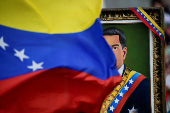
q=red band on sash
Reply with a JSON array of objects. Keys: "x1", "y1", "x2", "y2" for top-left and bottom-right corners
[{"x1": 114, "y1": 75, "x2": 146, "y2": 113}]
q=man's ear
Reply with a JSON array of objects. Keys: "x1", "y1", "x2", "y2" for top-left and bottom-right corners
[{"x1": 122, "y1": 47, "x2": 127, "y2": 60}]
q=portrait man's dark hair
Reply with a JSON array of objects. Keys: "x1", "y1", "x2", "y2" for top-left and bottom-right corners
[{"x1": 103, "y1": 27, "x2": 127, "y2": 49}]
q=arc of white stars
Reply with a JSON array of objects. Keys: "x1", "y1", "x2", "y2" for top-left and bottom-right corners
[
  {"x1": 14, "y1": 49, "x2": 29, "y2": 62},
  {"x1": 119, "y1": 92, "x2": 124, "y2": 97},
  {"x1": 124, "y1": 85, "x2": 129, "y2": 90},
  {"x1": 114, "y1": 98, "x2": 119, "y2": 103},
  {"x1": 27, "y1": 60, "x2": 44, "y2": 71},
  {"x1": 0, "y1": 36, "x2": 9, "y2": 50},
  {"x1": 129, "y1": 79, "x2": 134, "y2": 84},
  {"x1": 110, "y1": 105, "x2": 115, "y2": 112}
]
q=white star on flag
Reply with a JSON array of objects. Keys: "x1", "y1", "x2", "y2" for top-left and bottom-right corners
[
  {"x1": 140, "y1": 13, "x2": 142, "y2": 15},
  {"x1": 150, "y1": 23, "x2": 152, "y2": 25},
  {"x1": 129, "y1": 79, "x2": 134, "y2": 84},
  {"x1": 146, "y1": 18, "x2": 149, "y2": 21},
  {"x1": 119, "y1": 92, "x2": 124, "y2": 97},
  {"x1": 124, "y1": 85, "x2": 129, "y2": 90},
  {"x1": 0, "y1": 36, "x2": 9, "y2": 50},
  {"x1": 156, "y1": 30, "x2": 158, "y2": 32},
  {"x1": 114, "y1": 98, "x2": 119, "y2": 103},
  {"x1": 110, "y1": 105, "x2": 115, "y2": 112},
  {"x1": 144, "y1": 16, "x2": 146, "y2": 18},
  {"x1": 27, "y1": 60, "x2": 44, "y2": 71},
  {"x1": 137, "y1": 9, "x2": 139, "y2": 12},
  {"x1": 153, "y1": 26, "x2": 156, "y2": 29},
  {"x1": 14, "y1": 49, "x2": 29, "y2": 62},
  {"x1": 159, "y1": 32, "x2": 162, "y2": 36}
]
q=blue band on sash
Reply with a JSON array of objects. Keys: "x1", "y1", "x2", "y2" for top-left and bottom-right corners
[{"x1": 107, "y1": 72, "x2": 141, "y2": 113}]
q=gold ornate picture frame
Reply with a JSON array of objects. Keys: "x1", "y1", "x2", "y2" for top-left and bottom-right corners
[{"x1": 100, "y1": 7, "x2": 166, "y2": 113}]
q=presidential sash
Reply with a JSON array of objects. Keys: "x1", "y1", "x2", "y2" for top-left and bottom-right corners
[{"x1": 100, "y1": 67, "x2": 146, "y2": 113}]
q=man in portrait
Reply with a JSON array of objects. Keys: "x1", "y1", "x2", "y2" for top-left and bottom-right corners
[{"x1": 100, "y1": 27, "x2": 151, "y2": 113}]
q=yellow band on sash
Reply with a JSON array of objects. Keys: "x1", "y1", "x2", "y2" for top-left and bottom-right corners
[
  {"x1": 108, "y1": 71, "x2": 137, "y2": 102},
  {"x1": 100, "y1": 69, "x2": 138, "y2": 112},
  {"x1": 0, "y1": 0, "x2": 102, "y2": 34},
  {"x1": 125, "y1": 71, "x2": 136, "y2": 84}
]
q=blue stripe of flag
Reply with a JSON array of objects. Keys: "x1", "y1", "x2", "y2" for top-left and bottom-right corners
[{"x1": 0, "y1": 18, "x2": 119, "y2": 80}]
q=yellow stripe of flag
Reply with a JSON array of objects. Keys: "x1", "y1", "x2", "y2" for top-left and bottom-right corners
[{"x1": 0, "y1": 0, "x2": 102, "y2": 34}]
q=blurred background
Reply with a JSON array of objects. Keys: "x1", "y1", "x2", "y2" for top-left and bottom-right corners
[{"x1": 102, "y1": 0, "x2": 170, "y2": 113}]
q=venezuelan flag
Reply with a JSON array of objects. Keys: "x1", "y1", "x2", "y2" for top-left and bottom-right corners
[{"x1": 0, "y1": 0, "x2": 121, "y2": 112}]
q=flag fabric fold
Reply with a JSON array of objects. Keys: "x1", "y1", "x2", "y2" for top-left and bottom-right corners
[{"x1": 0, "y1": 0, "x2": 121, "y2": 112}]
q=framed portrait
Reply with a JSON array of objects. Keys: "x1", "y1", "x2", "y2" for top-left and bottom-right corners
[{"x1": 100, "y1": 7, "x2": 165, "y2": 113}]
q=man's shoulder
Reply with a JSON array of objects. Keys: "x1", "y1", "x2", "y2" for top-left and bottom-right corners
[
  {"x1": 100, "y1": 66, "x2": 150, "y2": 113},
  {"x1": 120, "y1": 66, "x2": 150, "y2": 113},
  {"x1": 123, "y1": 65, "x2": 149, "y2": 82},
  {"x1": 124, "y1": 66, "x2": 150, "y2": 88},
  {"x1": 123, "y1": 66, "x2": 150, "y2": 97}
]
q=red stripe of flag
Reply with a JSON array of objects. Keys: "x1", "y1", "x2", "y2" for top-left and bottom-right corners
[{"x1": 0, "y1": 68, "x2": 122, "y2": 113}]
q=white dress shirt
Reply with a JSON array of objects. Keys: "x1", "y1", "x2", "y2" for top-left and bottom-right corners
[{"x1": 118, "y1": 64, "x2": 124, "y2": 76}]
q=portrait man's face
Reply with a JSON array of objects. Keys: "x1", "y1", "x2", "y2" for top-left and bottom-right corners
[{"x1": 103, "y1": 35, "x2": 127, "y2": 70}]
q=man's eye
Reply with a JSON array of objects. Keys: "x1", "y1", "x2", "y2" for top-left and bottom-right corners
[{"x1": 113, "y1": 47, "x2": 118, "y2": 49}]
